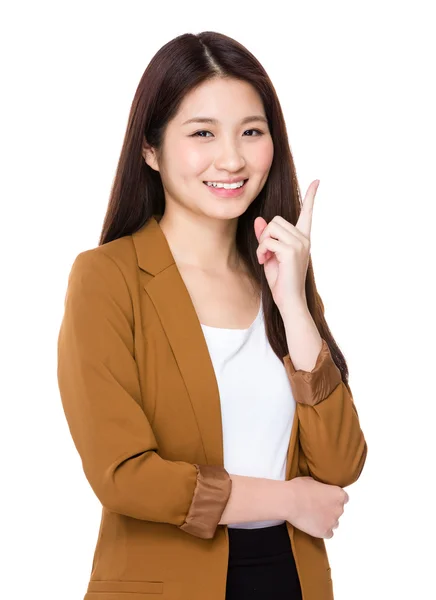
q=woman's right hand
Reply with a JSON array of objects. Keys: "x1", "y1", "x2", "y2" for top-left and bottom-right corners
[{"x1": 284, "y1": 476, "x2": 349, "y2": 539}]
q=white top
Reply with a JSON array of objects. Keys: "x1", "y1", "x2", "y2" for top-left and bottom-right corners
[{"x1": 200, "y1": 297, "x2": 296, "y2": 529}]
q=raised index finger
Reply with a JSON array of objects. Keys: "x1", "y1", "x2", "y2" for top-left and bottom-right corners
[{"x1": 296, "y1": 179, "x2": 320, "y2": 239}]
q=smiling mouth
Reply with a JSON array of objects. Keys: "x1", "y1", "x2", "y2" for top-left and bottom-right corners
[{"x1": 203, "y1": 179, "x2": 249, "y2": 188}]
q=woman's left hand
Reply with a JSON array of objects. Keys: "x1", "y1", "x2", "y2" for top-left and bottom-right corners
[{"x1": 254, "y1": 179, "x2": 320, "y2": 314}]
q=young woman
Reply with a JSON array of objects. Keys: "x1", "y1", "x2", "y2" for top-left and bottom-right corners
[{"x1": 57, "y1": 31, "x2": 367, "y2": 600}]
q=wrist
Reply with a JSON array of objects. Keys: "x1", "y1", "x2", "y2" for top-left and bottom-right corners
[
  {"x1": 280, "y1": 479, "x2": 298, "y2": 523},
  {"x1": 279, "y1": 299, "x2": 310, "y2": 324}
]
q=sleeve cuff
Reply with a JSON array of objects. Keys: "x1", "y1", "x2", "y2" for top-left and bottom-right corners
[
  {"x1": 283, "y1": 338, "x2": 342, "y2": 406},
  {"x1": 178, "y1": 464, "x2": 232, "y2": 539}
]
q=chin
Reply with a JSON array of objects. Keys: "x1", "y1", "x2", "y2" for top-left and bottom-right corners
[{"x1": 203, "y1": 203, "x2": 252, "y2": 221}]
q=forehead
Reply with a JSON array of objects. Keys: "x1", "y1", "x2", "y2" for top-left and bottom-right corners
[{"x1": 174, "y1": 78, "x2": 265, "y2": 124}]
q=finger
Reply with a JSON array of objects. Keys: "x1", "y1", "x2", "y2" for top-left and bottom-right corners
[
  {"x1": 254, "y1": 216, "x2": 268, "y2": 242},
  {"x1": 258, "y1": 248, "x2": 274, "y2": 264},
  {"x1": 296, "y1": 179, "x2": 319, "y2": 239},
  {"x1": 344, "y1": 491, "x2": 349, "y2": 504},
  {"x1": 254, "y1": 218, "x2": 272, "y2": 263},
  {"x1": 257, "y1": 237, "x2": 282, "y2": 264},
  {"x1": 258, "y1": 220, "x2": 297, "y2": 246},
  {"x1": 270, "y1": 215, "x2": 308, "y2": 245}
]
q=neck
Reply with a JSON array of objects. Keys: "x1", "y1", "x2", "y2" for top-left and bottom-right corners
[{"x1": 157, "y1": 210, "x2": 243, "y2": 274}]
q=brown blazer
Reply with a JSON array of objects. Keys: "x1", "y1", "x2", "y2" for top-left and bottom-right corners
[{"x1": 57, "y1": 214, "x2": 367, "y2": 600}]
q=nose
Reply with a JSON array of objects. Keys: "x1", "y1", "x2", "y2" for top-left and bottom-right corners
[{"x1": 213, "y1": 136, "x2": 246, "y2": 172}]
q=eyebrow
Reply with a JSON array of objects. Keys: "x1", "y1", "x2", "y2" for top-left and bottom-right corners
[{"x1": 181, "y1": 115, "x2": 268, "y2": 126}]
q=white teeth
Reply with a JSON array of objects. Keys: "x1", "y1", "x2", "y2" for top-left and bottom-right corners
[{"x1": 205, "y1": 180, "x2": 246, "y2": 189}]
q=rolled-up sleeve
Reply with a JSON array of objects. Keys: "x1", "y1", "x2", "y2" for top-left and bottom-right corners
[{"x1": 283, "y1": 339, "x2": 368, "y2": 487}]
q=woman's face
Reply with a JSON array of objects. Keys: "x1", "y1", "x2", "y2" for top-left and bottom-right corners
[{"x1": 143, "y1": 77, "x2": 274, "y2": 222}]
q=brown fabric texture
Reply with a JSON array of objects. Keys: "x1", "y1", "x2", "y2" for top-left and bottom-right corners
[
  {"x1": 179, "y1": 465, "x2": 233, "y2": 539},
  {"x1": 283, "y1": 338, "x2": 342, "y2": 406},
  {"x1": 283, "y1": 339, "x2": 367, "y2": 487},
  {"x1": 57, "y1": 249, "x2": 230, "y2": 540}
]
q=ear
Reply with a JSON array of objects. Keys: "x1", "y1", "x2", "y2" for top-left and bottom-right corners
[{"x1": 142, "y1": 136, "x2": 160, "y2": 172}]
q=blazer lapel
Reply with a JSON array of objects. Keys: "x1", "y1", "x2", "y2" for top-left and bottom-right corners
[
  {"x1": 132, "y1": 215, "x2": 299, "y2": 480},
  {"x1": 132, "y1": 215, "x2": 225, "y2": 467}
]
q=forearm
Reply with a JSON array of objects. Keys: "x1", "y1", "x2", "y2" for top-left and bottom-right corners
[
  {"x1": 296, "y1": 383, "x2": 368, "y2": 487},
  {"x1": 281, "y1": 298, "x2": 323, "y2": 373},
  {"x1": 218, "y1": 474, "x2": 289, "y2": 525}
]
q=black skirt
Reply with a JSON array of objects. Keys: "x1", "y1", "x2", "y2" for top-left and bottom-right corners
[{"x1": 225, "y1": 522, "x2": 303, "y2": 600}]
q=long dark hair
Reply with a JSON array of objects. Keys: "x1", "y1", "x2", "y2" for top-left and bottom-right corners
[{"x1": 98, "y1": 30, "x2": 351, "y2": 392}]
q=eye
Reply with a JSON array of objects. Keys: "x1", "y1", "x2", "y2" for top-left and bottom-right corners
[
  {"x1": 244, "y1": 129, "x2": 264, "y2": 137},
  {"x1": 191, "y1": 130, "x2": 213, "y2": 138},
  {"x1": 190, "y1": 129, "x2": 265, "y2": 138}
]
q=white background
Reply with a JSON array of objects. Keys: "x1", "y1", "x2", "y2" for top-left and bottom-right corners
[{"x1": 1, "y1": 1, "x2": 435, "y2": 598}]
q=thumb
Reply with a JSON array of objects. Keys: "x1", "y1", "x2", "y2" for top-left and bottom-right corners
[{"x1": 254, "y1": 216, "x2": 268, "y2": 242}]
